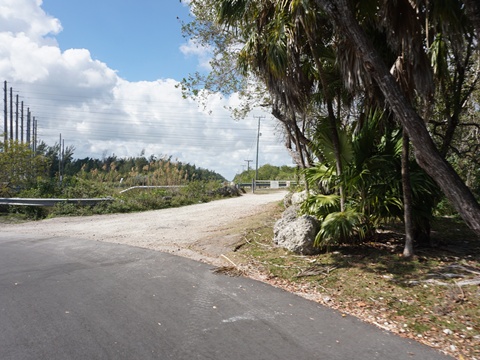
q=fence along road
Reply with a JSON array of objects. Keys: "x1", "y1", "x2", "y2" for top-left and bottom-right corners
[{"x1": 0, "y1": 197, "x2": 113, "y2": 207}]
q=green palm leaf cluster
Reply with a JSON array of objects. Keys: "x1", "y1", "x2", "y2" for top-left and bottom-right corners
[
  {"x1": 317, "y1": 209, "x2": 366, "y2": 248},
  {"x1": 302, "y1": 111, "x2": 439, "y2": 249}
]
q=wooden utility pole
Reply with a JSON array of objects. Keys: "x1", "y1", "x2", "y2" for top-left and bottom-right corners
[
  {"x1": 20, "y1": 101, "x2": 24, "y2": 143},
  {"x1": 26, "y1": 108, "x2": 30, "y2": 144},
  {"x1": 3, "y1": 81, "x2": 7, "y2": 144},
  {"x1": 245, "y1": 159, "x2": 252, "y2": 172},
  {"x1": 9, "y1": 87, "x2": 13, "y2": 140},
  {"x1": 59, "y1": 133, "x2": 62, "y2": 183},
  {"x1": 254, "y1": 116, "x2": 264, "y2": 182},
  {"x1": 32, "y1": 117, "x2": 37, "y2": 153},
  {"x1": 15, "y1": 94, "x2": 18, "y2": 141}
]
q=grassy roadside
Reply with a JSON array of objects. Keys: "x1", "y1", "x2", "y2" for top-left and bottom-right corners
[
  {"x1": 0, "y1": 182, "x2": 230, "y2": 221},
  {"x1": 227, "y1": 201, "x2": 480, "y2": 360}
]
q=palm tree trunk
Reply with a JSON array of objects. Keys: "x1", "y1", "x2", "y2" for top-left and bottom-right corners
[
  {"x1": 303, "y1": 28, "x2": 345, "y2": 211},
  {"x1": 316, "y1": 0, "x2": 480, "y2": 235},
  {"x1": 327, "y1": 100, "x2": 345, "y2": 212},
  {"x1": 402, "y1": 130, "x2": 414, "y2": 258}
]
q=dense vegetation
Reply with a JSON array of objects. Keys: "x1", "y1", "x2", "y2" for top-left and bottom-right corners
[
  {"x1": 0, "y1": 140, "x2": 228, "y2": 219},
  {"x1": 182, "y1": 0, "x2": 480, "y2": 257}
]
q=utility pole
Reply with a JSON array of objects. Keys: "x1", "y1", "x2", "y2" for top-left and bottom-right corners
[
  {"x1": 3, "y1": 81, "x2": 7, "y2": 144},
  {"x1": 33, "y1": 117, "x2": 37, "y2": 153},
  {"x1": 254, "y1": 116, "x2": 264, "y2": 184},
  {"x1": 59, "y1": 133, "x2": 62, "y2": 183},
  {"x1": 62, "y1": 138, "x2": 65, "y2": 181},
  {"x1": 26, "y1": 108, "x2": 30, "y2": 145},
  {"x1": 15, "y1": 94, "x2": 18, "y2": 141},
  {"x1": 20, "y1": 101, "x2": 23, "y2": 143},
  {"x1": 9, "y1": 87, "x2": 13, "y2": 140},
  {"x1": 244, "y1": 159, "x2": 252, "y2": 172}
]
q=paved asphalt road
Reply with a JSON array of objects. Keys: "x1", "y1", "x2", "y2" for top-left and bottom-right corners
[{"x1": 0, "y1": 232, "x2": 451, "y2": 360}]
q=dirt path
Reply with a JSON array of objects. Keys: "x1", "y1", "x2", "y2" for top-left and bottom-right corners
[{"x1": 5, "y1": 192, "x2": 287, "y2": 265}]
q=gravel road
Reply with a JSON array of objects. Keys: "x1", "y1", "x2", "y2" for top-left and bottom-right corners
[{"x1": 5, "y1": 192, "x2": 287, "y2": 265}]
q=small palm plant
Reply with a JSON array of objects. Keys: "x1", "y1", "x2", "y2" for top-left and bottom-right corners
[
  {"x1": 302, "y1": 109, "x2": 438, "y2": 249},
  {"x1": 316, "y1": 209, "x2": 367, "y2": 249}
]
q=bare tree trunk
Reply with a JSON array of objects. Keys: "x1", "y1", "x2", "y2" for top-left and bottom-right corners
[
  {"x1": 402, "y1": 130, "x2": 414, "y2": 258},
  {"x1": 316, "y1": 0, "x2": 480, "y2": 235}
]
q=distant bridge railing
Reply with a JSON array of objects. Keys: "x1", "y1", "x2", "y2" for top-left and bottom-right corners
[
  {"x1": 0, "y1": 197, "x2": 114, "y2": 207},
  {"x1": 237, "y1": 180, "x2": 297, "y2": 192}
]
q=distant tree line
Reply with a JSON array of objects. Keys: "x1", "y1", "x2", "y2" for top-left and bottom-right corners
[
  {"x1": 66, "y1": 153, "x2": 225, "y2": 186},
  {"x1": 233, "y1": 164, "x2": 298, "y2": 184},
  {"x1": 0, "y1": 140, "x2": 225, "y2": 197}
]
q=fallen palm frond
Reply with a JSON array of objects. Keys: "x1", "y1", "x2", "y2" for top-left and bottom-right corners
[
  {"x1": 295, "y1": 265, "x2": 337, "y2": 278},
  {"x1": 212, "y1": 254, "x2": 247, "y2": 277}
]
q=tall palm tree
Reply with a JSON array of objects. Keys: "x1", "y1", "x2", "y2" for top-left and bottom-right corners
[
  {"x1": 188, "y1": 0, "x2": 480, "y2": 238},
  {"x1": 228, "y1": 0, "x2": 316, "y2": 169},
  {"x1": 217, "y1": 0, "x2": 349, "y2": 208},
  {"x1": 312, "y1": 0, "x2": 480, "y2": 236}
]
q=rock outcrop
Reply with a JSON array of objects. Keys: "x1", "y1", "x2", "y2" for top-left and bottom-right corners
[{"x1": 273, "y1": 198, "x2": 320, "y2": 255}]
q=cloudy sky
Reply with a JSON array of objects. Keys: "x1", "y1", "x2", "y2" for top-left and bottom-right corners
[{"x1": 0, "y1": 0, "x2": 293, "y2": 180}]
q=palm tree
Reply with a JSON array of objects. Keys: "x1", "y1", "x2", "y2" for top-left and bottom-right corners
[
  {"x1": 186, "y1": 0, "x2": 480, "y2": 238},
  {"x1": 217, "y1": 0, "x2": 349, "y2": 207},
  {"x1": 312, "y1": 0, "x2": 480, "y2": 236}
]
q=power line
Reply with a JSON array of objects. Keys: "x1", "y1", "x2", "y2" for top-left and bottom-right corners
[{"x1": 3, "y1": 80, "x2": 290, "y2": 165}]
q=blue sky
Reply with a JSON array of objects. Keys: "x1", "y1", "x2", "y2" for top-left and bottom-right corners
[
  {"x1": 0, "y1": 0, "x2": 292, "y2": 180},
  {"x1": 41, "y1": 0, "x2": 196, "y2": 81}
]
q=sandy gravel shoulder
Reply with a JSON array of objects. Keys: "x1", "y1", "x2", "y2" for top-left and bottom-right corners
[{"x1": 5, "y1": 192, "x2": 287, "y2": 265}]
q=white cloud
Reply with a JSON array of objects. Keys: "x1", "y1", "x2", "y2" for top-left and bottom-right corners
[
  {"x1": 0, "y1": 0, "x2": 292, "y2": 180},
  {"x1": 179, "y1": 38, "x2": 213, "y2": 71},
  {"x1": 0, "y1": 0, "x2": 61, "y2": 41}
]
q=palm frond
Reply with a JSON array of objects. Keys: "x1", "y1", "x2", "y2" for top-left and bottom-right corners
[
  {"x1": 315, "y1": 209, "x2": 367, "y2": 248},
  {"x1": 303, "y1": 163, "x2": 336, "y2": 191},
  {"x1": 313, "y1": 117, "x2": 353, "y2": 167},
  {"x1": 301, "y1": 193, "x2": 340, "y2": 219}
]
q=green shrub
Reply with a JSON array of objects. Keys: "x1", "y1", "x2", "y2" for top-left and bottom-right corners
[{"x1": 315, "y1": 209, "x2": 367, "y2": 248}]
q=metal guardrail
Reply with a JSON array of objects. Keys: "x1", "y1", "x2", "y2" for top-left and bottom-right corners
[
  {"x1": 0, "y1": 197, "x2": 114, "y2": 207},
  {"x1": 119, "y1": 185, "x2": 185, "y2": 194}
]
